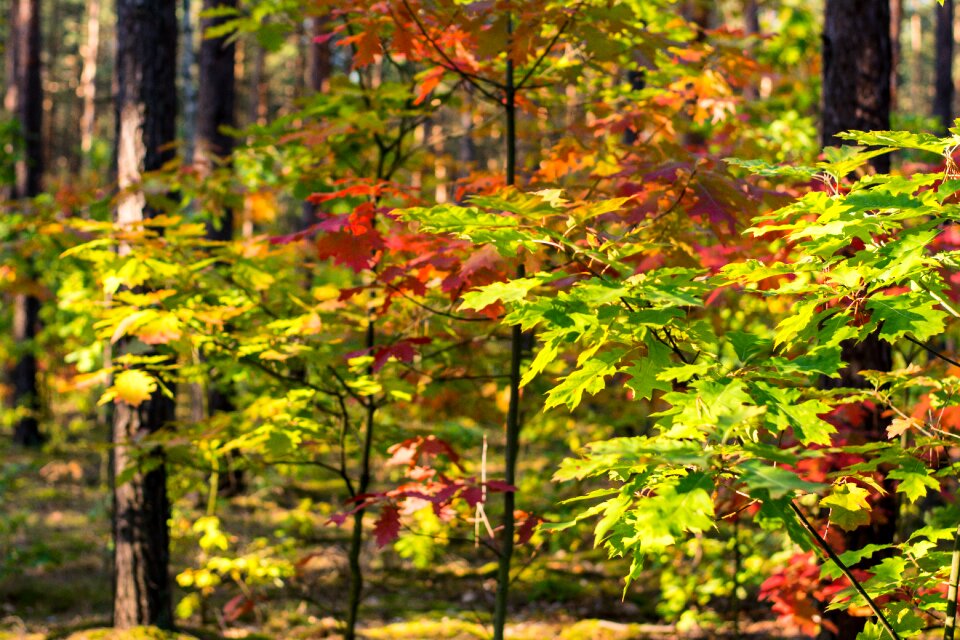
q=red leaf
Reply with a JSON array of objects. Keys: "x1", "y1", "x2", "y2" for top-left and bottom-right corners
[
  {"x1": 371, "y1": 336, "x2": 432, "y2": 372},
  {"x1": 387, "y1": 434, "x2": 460, "y2": 468},
  {"x1": 484, "y1": 480, "x2": 517, "y2": 493},
  {"x1": 514, "y1": 510, "x2": 543, "y2": 545},
  {"x1": 307, "y1": 183, "x2": 383, "y2": 204},
  {"x1": 223, "y1": 594, "x2": 255, "y2": 622},
  {"x1": 373, "y1": 504, "x2": 401, "y2": 547},
  {"x1": 269, "y1": 222, "x2": 322, "y2": 245},
  {"x1": 316, "y1": 231, "x2": 383, "y2": 272}
]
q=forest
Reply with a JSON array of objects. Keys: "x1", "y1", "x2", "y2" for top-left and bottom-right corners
[{"x1": 8, "y1": 0, "x2": 960, "y2": 638}]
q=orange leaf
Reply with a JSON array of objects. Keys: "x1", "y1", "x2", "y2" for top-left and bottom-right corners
[{"x1": 414, "y1": 67, "x2": 445, "y2": 106}]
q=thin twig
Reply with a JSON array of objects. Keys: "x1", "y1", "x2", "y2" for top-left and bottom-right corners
[
  {"x1": 515, "y1": 4, "x2": 581, "y2": 90},
  {"x1": 905, "y1": 335, "x2": 960, "y2": 369},
  {"x1": 398, "y1": 0, "x2": 502, "y2": 101},
  {"x1": 788, "y1": 501, "x2": 900, "y2": 640}
]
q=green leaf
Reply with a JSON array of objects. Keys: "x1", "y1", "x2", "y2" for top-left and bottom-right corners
[
  {"x1": 820, "y1": 483, "x2": 872, "y2": 531},
  {"x1": 460, "y1": 273, "x2": 557, "y2": 311},
  {"x1": 728, "y1": 331, "x2": 770, "y2": 364},
  {"x1": 889, "y1": 459, "x2": 939, "y2": 504},
  {"x1": 866, "y1": 293, "x2": 947, "y2": 342},
  {"x1": 545, "y1": 349, "x2": 625, "y2": 410},
  {"x1": 739, "y1": 459, "x2": 824, "y2": 499}
]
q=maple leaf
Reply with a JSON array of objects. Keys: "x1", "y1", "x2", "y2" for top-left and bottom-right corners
[
  {"x1": 886, "y1": 416, "x2": 919, "y2": 439},
  {"x1": 371, "y1": 337, "x2": 431, "y2": 372},
  {"x1": 109, "y1": 369, "x2": 157, "y2": 407},
  {"x1": 373, "y1": 504, "x2": 401, "y2": 547},
  {"x1": 315, "y1": 229, "x2": 384, "y2": 272},
  {"x1": 338, "y1": 28, "x2": 382, "y2": 68},
  {"x1": 387, "y1": 434, "x2": 460, "y2": 468},
  {"x1": 414, "y1": 66, "x2": 445, "y2": 106},
  {"x1": 820, "y1": 483, "x2": 872, "y2": 531},
  {"x1": 515, "y1": 510, "x2": 544, "y2": 545},
  {"x1": 135, "y1": 313, "x2": 182, "y2": 345},
  {"x1": 307, "y1": 183, "x2": 384, "y2": 204}
]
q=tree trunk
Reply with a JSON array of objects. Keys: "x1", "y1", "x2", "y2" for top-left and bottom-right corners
[
  {"x1": 113, "y1": 0, "x2": 177, "y2": 628},
  {"x1": 197, "y1": 0, "x2": 243, "y2": 495},
  {"x1": 890, "y1": 0, "x2": 903, "y2": 111},
  {"x1": 744, "y1": 0, "x2": 759, "y2": 34},
  {"x1": 936, "y1": 0, "x2": 955, "y2": 133},
  {"x1": 197, "y1": 0, "x2": 236, "y2": 239},
  {"x1": 79, "y1": 0, "x2": 101, "y2": 168},
  {"x1": 822, "y1": 0, "x2": 892, "y2": 172},
  {"x1": 6, "y1": 0, "x2": 44, "y2": 447},
  {"x1": 301, "y1": 16, "x2": 330, "y2": 230},
  {"x1": 249, "y1": 44, "x2": 267, "y2": 126},
  {"x1": 820, "y1": 3, "x2": 893, "y2": 638},
  {"x1": 181, "y1": 0, "x2": 197, "y2": 163}
]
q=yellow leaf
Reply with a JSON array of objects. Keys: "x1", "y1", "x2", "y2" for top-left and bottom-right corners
[
  {"x1": 886, "y1": 416, "x2": 919, "y2": 439},
  {"x1": 135, "y1": 313, "x2": 182, "y2": 345},
  {"x1": 111, "y1": 369, "x2": 157, "y2": 407}
]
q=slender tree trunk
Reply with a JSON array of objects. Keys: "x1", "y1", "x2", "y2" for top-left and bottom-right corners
[
  {"x1": 7, "y1": 0, "x2": 44, "y2": 447},
  {"x1": 744, "y1": 0, "x2": 759, "y2": 34},
  {"x1": 197, "y1": 0, "x2": 242, "y2": 495},
  {"x1": 820, "y1": 4, "x2": 893, "y2": 638},
  {"x1": 197, "y1": 0, "x2": 236, "y2": 238},
  {"x1": 493, "y1": 15, "x2": 522, "y2": 640},
  {"x1": 911, "y1": 11, "x2": 923, "y2": 115},
  {"x1": 307, "y1": 17, "x2": 331, "y2": 95},
  {"x1": 79, "y1": 0, "x2": 100, "y2": 168},
  {"x1": 936, "y1": 0, "x2": 955, "y2": 133},
  {"x1": 181, "y1": 0, "x2": 197, "y2": 163},
  {"x1": 301, "y1": 15, "x2": 331, "y2": 230},
  {"x1": 249, "y1": 44, "x2": 267, "y2": 126},
  {"x1": 891, "y1": 0, "x2": 903, "y2": 111},
  {"x1": 112, "y1": 0, "x2": 177, "y2": 628}
]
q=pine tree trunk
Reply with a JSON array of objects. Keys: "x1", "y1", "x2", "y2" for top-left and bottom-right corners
[
  {"x1": 197, "y1": 0, "x2": 236, "y2": 239},
  {"x1": 890, "y1": 0, "x2": 903, "y2": 110},
  {"x1": 79, "y1": 0, "x2": 100, "y2": 167},
  {"x1": 7, "y1": 0, "x2": 44, "y2": 447},
  {"x1": 822, "y1": 0, "x2": 892, "y2": 172},
  {"x1": 197, "y1": 0, "x2": 243, "y2": 495},
  {"x1": 936, "y1": 0, "x2": 955, "y2": 133},
  {"x1": 820, "y1": 3, "x2": 894, "y2": 638},
  {"x1": 113, "y1": 0, "x2": 177, "y2": 628},
  {"x1": 181, "y1": 0, "x2": 197, "y2": 163},
  {"x1": 301, "y1": 16, "x2": 330, "y2": 230}
]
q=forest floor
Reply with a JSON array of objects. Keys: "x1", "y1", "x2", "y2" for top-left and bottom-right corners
[{"x1": 0, "y1": 445, "x2": 810, "y2": 640}]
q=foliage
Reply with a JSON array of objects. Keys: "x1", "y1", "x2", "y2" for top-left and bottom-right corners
[{"x1": 11, "y1": 0, "x2": 960, "y2": 638}]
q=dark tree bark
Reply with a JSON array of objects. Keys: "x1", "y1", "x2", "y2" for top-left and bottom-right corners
[
  {"x1": 112, "y1": 0, "x2": 177, "y2": 628},
  {"x1": 6, "y1": 0, "x2": 44, "y2": 447},
  {"x1": 891, "y1": 0, "x2": 903, "y2": 110},
  {"x1": 744, "y1": 0, "x2": 760, "y2": 35},
  {"x1": 196, "y1": 0, "x2": 244, "y2": 496},
  {"x1": 820, "y1": 3, "x2": 894, "y2": 638},
  {"x1": 301, "y1": 16, "x2": 331, "y2": 230},
  {"x1": 935, "y1": 0, "x2": 955, "y2": 133},
  {"x1": 197, "y1": 0, "x2": 237, "y2": 241},
  {"x1": 822, "y1": 0, "x2": 892, "y2": 173}
]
